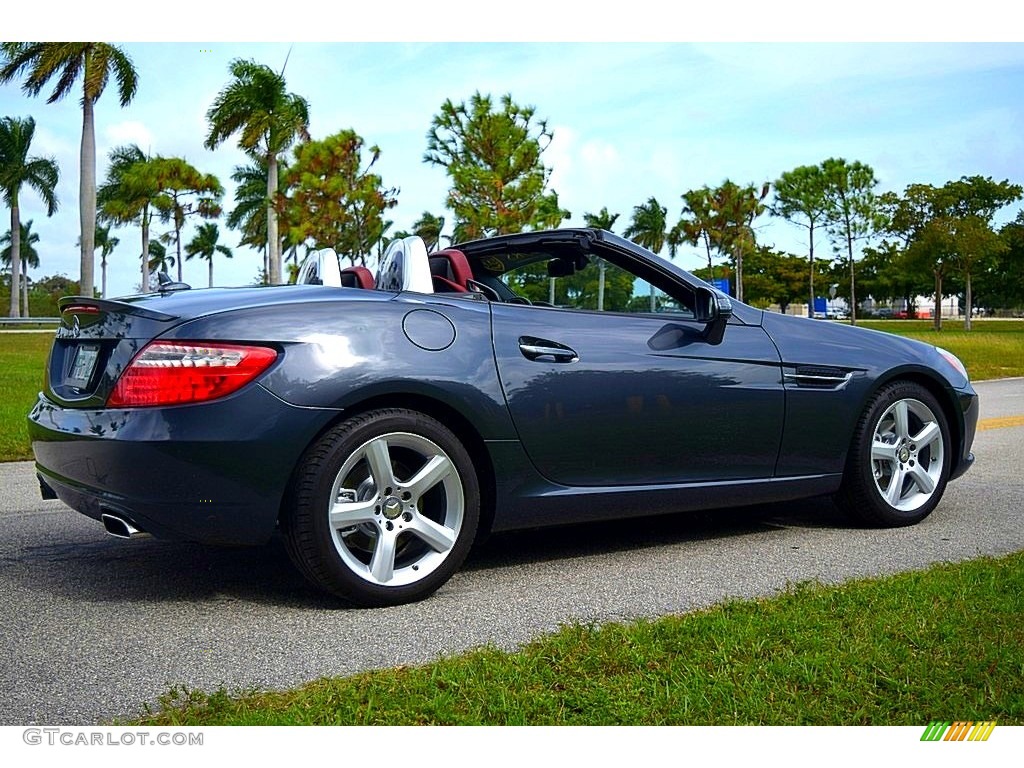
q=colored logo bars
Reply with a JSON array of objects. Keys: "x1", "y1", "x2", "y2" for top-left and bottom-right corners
[{"x1": 921, "y1": 721, "x2": 996, "y2": 742}]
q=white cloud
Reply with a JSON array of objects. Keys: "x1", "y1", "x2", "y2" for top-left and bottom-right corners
[{"x1": 103, "y1": 121, "x2": 156, "y2": 154}]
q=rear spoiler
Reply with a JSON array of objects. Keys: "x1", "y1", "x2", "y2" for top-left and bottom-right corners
[{"x1": 58, "y1": 295, "x2": 178, "y2": 323}]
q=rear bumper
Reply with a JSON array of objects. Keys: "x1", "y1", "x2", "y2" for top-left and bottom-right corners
[{"x1": 28, "y1": 384, "x2": 337, "y2": 545}]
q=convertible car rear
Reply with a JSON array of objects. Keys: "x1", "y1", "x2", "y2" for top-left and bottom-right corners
[{"x1": 29, "y1": 228, "x2": 978, "y2": 606}]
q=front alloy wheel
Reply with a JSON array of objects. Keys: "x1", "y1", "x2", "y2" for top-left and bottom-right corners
[
  {"x1": 283, "y1": 409, "x2": 479, "y2": 606},
  {"x1": 836, "y1": 381, "x2": 952, "y2": 527}
]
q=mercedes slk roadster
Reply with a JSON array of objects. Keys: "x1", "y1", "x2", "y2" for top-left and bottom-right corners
[{"x1": 29, "y1": 229, "x2": 978, "y2": 606}]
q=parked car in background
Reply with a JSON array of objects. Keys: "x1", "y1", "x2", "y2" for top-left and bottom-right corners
[{"x1": 28, "y1": 228, "x2": 978, "y2": 606}]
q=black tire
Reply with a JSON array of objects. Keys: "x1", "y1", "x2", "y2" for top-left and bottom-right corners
[
  {"x1": 835, "y1": 381, "x2": 951, "y2": 527},
  {"x1": 281, "y1": 408, "x2": 480, "y2": 607}
]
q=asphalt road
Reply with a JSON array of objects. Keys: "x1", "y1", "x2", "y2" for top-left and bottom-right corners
[{"x1": 2, "y1": 378, "x2": 1022, "y2": 725}]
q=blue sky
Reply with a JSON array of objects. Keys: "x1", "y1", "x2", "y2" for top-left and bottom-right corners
[{"x1": 2, "y1": 25, "x2": 1023, "y2": 297}]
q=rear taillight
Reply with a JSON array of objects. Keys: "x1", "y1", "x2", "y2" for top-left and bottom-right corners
[{"x1": 107, "y1": 342, "x2": 278, "y2": 408}]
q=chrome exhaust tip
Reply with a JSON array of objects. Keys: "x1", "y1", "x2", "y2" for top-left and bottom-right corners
[{"x1": 101, "y1": 513, "x2": 141, "y2": 539}]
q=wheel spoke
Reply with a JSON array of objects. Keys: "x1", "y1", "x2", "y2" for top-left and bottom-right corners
[
  {"x1": 885, "y1": 467, "x2": 905, "y2": 506},
  {"x1": 364, "y1": 438, "x2": 396, "y2": 491},
  {"x1": 892, "y1": 400, "x2": 910, "y2": 440},
  {"x1": 871, "y1": 439, "x2": 898, "y2": 464},
  {"x1": 408, "y1": 513, "x2": 457, "y2": 553},
  {"x1": 404, "y1": 454, "x2": 454, "y2": 499},
  {"x1": 907, "y1": 463, "x2": 937, "y2": 495},
  {"x1": 911, "y1": 421, "x2": 941, "y2": 450},
  {"x1": 369, "y1": 531, "x2": 397, "y2": 583},
  {"x1": 329, "y1": 498, "x2": 378, "y2": 528}
]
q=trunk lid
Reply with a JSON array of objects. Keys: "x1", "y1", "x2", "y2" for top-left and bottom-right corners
[{"x1": 46, "y1": 296, "x2": 181, "y2": 407}]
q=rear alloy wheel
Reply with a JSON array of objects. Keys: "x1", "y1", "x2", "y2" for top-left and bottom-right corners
[
  {"x1": 836, "y1": 381, "x2": 951, "y2": 527},
  {"x1": 283, "y1": 409, "x2": 479, "y2": 606}
]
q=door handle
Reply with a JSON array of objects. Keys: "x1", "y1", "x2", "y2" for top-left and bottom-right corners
[{"x1": 518, "y1": 337, "x2": 578, "y2": 363}]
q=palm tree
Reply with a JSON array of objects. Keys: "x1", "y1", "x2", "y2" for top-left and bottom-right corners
[
  {"x1": 583, "y1": 207, "x2": 620, "y2": 310},
  {"x1": 411, "y1": 211, "x2": 446, "y2": 252},
  {"x1": 98, "y1": 144, "x2": 167, "y2": 291},
  {"x1": 624, "y1": 197, "x2": 668, "y2": 312},
  {"x1": 145, "y1": 240, "x2": 173, "y2": 283},
  {"x1": 0, "y1": 115, "x2": 59, "y2": 317},
  {"x1": 670, "y1": 187, "x2": 720, "y2": 279},
  {"x1": 226, "y1": 158, "x2": 291, "y2": 282},
  {"x1": 205, "y1": 58, "x2": 309, "y2": 286},
  {"x1": 1, "y1": 43, "x2": 138, "y2": 299},
  {"x1": 94, "y1": 224, "x2": 119, "y2": 299},
  {"x1": 1, "y1": 218, "x2": 40, "y2": 315},
  {"x1": 185, "y1": 222, "x2": 232, "y2": 287}
]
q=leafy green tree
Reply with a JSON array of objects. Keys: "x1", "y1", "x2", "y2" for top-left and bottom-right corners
[
  {"x1": 745, "y1": 247, "x2": 814, "y2": 314},
  {"x1": 858, "y1": 241, "x2": 931, "y2": 316},
  {"x1": 97, "y1": 144, "x2": 166, "y2": 291},
  {"x1": 821, "y1": 158, "x2": 880, "y2": 325},
  {"x1": 148, "y1": 157, "x2": 223, "y2": 282},
  {"x1": 1, "y1": 43, "x2": 138, "y2": 298},
  {"x1": 883, "y1": 178, "x2": 1021, "y2": 329},
  {"x1": 282, "y1": 129, "x2": 398, "y2": 266},
  {"x1": 185, "y1": 222, "x2": 233, "y2": 288},
  {"x1": 937, "y1": 176, "x2": 1021, "y2": 329},
  {"x1": 205, "y1": 58, "x2": 309, "y2": 285},
  {"x1": 772, "y1": 164, "x2": 830, "y2": 317},
  {"x1": 0, "y1": 115, "x2": 59, "y2": 316},
  {"x1": 1, "y1": 218, "x2": 40, "y2": 315},
  {"x1": 424, "y1": 92, "x2": 568, "y2": 239},
  {"x1": 882, "y1": 184, "x2": 952, "y2": 329},
  {"x1": 978, "y1": 212, "x2": 1024, "y2": 311}
]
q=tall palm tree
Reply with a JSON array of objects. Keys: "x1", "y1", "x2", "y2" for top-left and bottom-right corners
[
  {"x1": 583, "y1": 207, "x2": 620, "y2": 310},
  {"x1": 1, "y1": 43, "x2": 138, "y2": 299},
  {"x1": 226, "y1": 158, "x2": 291, "y2": 282},
  {"x1": 205, "y1": 58, "x2": 309, "y2": 286},
  {"x1": 0, "y1": 115, "x2": 58, "y2": 317},
  {"x1": 185, "y1": 222, "x2": 233, "y2": 288},
  {"x1": 94, "y1": 224, "x2": 119, "y2": 299},
  {"x1": 624, "y1": 197, "x2": 668, "y2": 312},
  {"x1": 1, "y1": 218, "x2": 40, "y2": 315}
]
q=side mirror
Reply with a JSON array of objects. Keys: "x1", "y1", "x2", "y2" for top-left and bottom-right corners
[{"x1": 695, "y1": 286, "x2": 732, "y2": 345}]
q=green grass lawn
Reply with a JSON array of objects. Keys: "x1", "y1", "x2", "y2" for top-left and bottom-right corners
[
  {"x1": 0, "y1": 333, "x2": 51, "y2": 462},
  {"x1": 131, "y1": 551, "x2": 1024, "y2": 726}
]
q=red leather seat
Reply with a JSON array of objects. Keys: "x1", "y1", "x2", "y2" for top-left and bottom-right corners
[
  {"x1": 340, "y1": 266, "x2": 375, "y2": 289},
  {"x1": 428, "y1": 249, "x2": 473, "y2": 292}
]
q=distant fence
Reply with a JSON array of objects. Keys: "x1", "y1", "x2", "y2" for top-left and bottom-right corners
[{"x1": 0, "y1": 317, "x2": 60, "y2": 328}]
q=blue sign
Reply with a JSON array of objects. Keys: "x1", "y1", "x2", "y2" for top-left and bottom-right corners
[
  {"x1": 813, "y1": 297, "x2": 827, "y2": 313},
  {"x1": 711, "y1": 278, "x2": 731, "y2": 296}
]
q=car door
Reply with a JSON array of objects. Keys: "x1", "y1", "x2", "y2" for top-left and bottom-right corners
[{"x1": 490, "y1": 282, "x2": 785, "y2": 488}]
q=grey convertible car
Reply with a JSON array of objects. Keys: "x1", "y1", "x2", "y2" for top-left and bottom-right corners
[{"x1": 29, "y1": 228, "x2": 978, "y2": 606}]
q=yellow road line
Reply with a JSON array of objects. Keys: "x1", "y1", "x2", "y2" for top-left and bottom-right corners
[{"x1": 977, "y1": 415, "x2": 1024, "y2": 431}]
